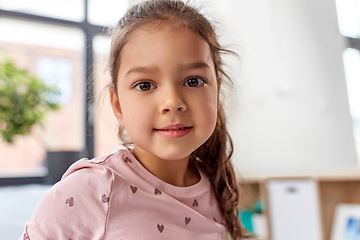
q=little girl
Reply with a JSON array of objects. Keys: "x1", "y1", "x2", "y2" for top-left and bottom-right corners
[{"x1": 21, "y1": 0, "x2": 249, "y2": 239}]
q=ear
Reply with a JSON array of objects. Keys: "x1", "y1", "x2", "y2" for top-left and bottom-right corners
[{"x1": 109, "y1": 88, "x2": 124, "y2": 126}]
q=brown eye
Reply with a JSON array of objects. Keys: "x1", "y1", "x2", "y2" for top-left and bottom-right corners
[
  {"x1": 184, "y1": 77, "x2": 204, "y2": 87},
  {"x1": 134, "y1": 81, "x2": 156, "y2": 91}
]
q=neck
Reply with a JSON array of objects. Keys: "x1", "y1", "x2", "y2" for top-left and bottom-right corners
[{"x1": 131, "y1": 147, "x2": 200, "y2": 187}]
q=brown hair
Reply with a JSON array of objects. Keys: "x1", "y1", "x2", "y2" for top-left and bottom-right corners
[{"x1": 108, "y1": 0, "x2": 250, "y2": 239}]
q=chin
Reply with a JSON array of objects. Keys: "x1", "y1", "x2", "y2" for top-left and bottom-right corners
[
  {"x1": 158, "y1": 153, "x2": 192, "y2": 161},
  {"x1": 155, "y1": 148, "x2": 195, "y2": 161}
]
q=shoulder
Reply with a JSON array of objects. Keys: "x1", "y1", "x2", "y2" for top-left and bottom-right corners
[
  {"x1": 59, "y1": 146, "x2": 130, "y2": 187},
  {"x1": 23, "y1": 151, "x2": 125, "y2": 239}
]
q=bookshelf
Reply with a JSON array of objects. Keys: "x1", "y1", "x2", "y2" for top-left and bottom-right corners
[{"x1": 238, "y1": 168, "x2": 360, "y2": 240}]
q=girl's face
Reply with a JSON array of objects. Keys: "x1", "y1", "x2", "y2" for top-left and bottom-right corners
[{"x1": 110, "y1": 23, "x2": 218, "y2": 162}]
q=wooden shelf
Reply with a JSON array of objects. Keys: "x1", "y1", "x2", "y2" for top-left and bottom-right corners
[{"x1": 238, "y1": 168, "x2": 360, "y2": 240}]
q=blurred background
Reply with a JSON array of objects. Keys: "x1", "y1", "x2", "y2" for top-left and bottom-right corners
[{"x1": 0, "y1": 0, "x2": 359, "y2": 239}]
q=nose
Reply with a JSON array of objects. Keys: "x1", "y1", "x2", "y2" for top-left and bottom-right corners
[{"x1": 159, "y1": 87, "x2": 187, "y2": 114}]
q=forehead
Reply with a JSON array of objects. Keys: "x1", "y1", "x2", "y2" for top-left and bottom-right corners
[
  {"x1": 119, "y1": 22, "x2": 213, "y2": 67},
  {"x1": 127, "y1": 21, "x2": 207, "y2": 45}
]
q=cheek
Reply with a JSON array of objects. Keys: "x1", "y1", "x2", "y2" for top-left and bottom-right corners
[
  {"x1": 208, "y1": 92, "x2": 219, "y2": 131},
  {"x1": 195, "y1": 93, "x2": 218, "y2": 134},
  {"x1": 205, "y1": 103, "x2": 218, "y2": 132},
  {"x1": 120, "y1": 100, "x2": 154, "y2": 133}
]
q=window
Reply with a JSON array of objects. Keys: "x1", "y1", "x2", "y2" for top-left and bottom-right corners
[
  {"x1": 88, "y1": 0, "x2": 129, "y2": 26},
  {"x1": 0, "y1": 18, "x2": 85, "y2": 176},
  {"x1": 0, "y1": 0, "x2": 129, "y2": 184},
  {"x1": 343, "y1": 48, "x2": 360, "y2": 162},
  {"x1": 336, "y1": 0, "x2": 360, "y2": 162},
  {"x1": 92, "y1": 35, "x2": 121, "y2": 156},
  {"x1": 335, "y1": 0, "x2": 360, "y2": 38},
  {"x1": 0, "y1": 0, "x2": 85, "y2": 22}
]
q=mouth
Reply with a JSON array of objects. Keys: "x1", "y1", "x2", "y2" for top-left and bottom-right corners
[
  {"x1": 155, "y1": 124, "x2": 192, "y2": 138},
  {"x1": 156, "y1": 124, "x2": 192, "y2": 131},
  {"x1": 158, "y1": 126, "x2": 192, "y2": 131}
]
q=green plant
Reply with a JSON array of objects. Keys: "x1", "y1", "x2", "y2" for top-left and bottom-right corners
[{"x1": 0, "y1": 57, "x2": 59, "y2": 143}]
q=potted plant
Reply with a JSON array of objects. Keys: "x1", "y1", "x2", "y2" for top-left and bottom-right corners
[
  {"x1": 0, "y1": 56, "x2": 61, "y2": 183},
  {"x1": 0, "y1": 57, "x2": 59, "y2": 143}
]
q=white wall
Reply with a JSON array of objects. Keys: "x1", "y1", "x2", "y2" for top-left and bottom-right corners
[{"x1": 211, "y1": 0, "x2": 358, "y2": 175}]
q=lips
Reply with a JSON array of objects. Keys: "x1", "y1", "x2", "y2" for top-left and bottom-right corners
[
  {"x1": 155, "y1": 124, "x2": 192, "y2": 138},
  {"x1": 156, "y1": 124, "x2": 191, "y2": 131}
]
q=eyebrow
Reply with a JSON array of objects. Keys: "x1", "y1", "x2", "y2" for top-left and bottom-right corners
[
  {"x1": 182, "y1": 61, "x2": 211, "y2": 71},
  {"x1": 125, "y1": 66, "x2": 159, "y2": 76},
  {"x1": 125, "y1": 61, "x2": 211, "y2": 77}
]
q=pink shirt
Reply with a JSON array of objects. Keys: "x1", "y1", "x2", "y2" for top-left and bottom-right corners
[{"x1": 21, "y1": 146, "x2": 225, "y2": 239}]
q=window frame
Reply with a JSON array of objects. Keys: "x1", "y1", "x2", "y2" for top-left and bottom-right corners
[
  {"x1": 348, "y1": 37, "x2": 360, "y2": 51},
  {"x1": 0, "y1": 0, "x2": 107, "y2": 185}
]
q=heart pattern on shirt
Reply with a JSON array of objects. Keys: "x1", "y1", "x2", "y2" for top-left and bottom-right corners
[
  {"x1": 65, "y1": 197, "x2": 74, "y2": 207},
  {"x1": 130, "y1": 185, "x2": 138, "y2": 194},
  {"x1": 26, "y1": 152, "x2": 222, "y2": 238},
  {"x1": 101, "y1": 194, "x2": 110, "y2": 203},
  {"x1": 154, "y1": 188, "x2": 162, "y2": 195},
  {"x1": 157, "y1": 224, "x2": 164, "y2": 233}
]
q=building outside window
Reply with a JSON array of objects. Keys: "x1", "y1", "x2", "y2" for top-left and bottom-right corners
[{"x1": 0, "y1": 0, "x2": 130, "y2": 184}]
